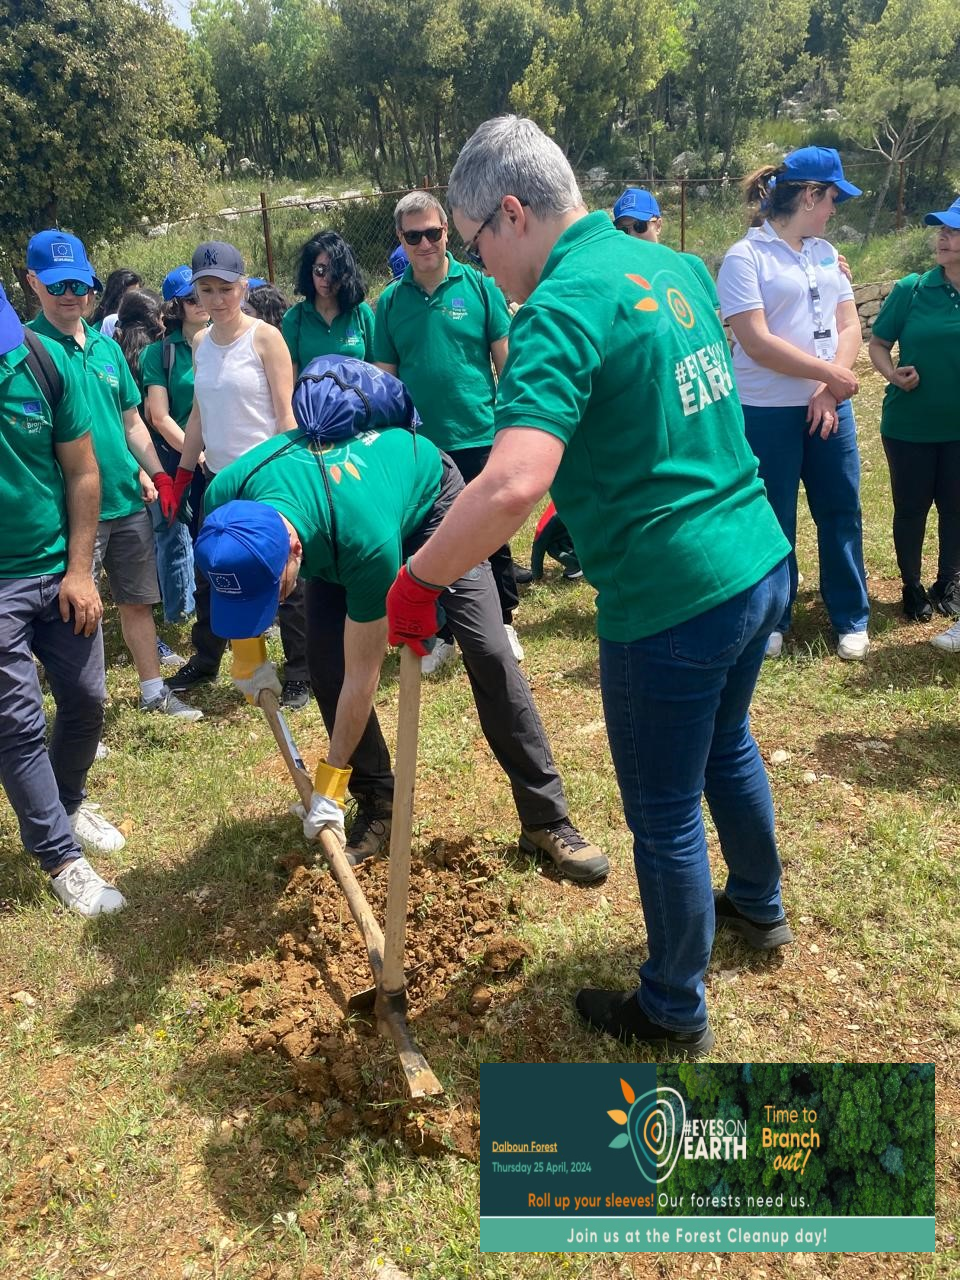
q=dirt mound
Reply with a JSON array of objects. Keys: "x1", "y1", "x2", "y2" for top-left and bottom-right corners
[{"x1": 204, "y1": 838, "x2": 528, "y2": 1159}]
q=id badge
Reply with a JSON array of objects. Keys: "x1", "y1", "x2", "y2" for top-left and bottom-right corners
[{"x1": 813, "y1": 328, "x2": 834, "y2": 360}]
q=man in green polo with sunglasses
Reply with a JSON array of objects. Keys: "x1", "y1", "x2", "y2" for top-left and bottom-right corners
[
  {"x1": 373, "y1": 190, "x2": 527, "y2": 671},
  {"x1": 26, "y1": 230, "x2": 201, "y2": 735}
]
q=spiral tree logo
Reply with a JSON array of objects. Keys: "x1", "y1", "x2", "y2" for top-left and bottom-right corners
[
  {"x1": 607, "y1": 1077, "x2": 748, "y2": 1184},
  {"x1": 606, "y1": 1079, "x2": 687, "y2": 1184}
]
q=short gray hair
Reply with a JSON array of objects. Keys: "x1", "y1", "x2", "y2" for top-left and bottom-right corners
[
  {"x1": 394, "y1": 190, "x2": 447, "y2": 232},
  {"x1": 446, "y1": 116, "x2": 583, "y2": 222}
]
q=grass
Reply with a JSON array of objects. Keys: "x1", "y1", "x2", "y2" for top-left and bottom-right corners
[{"x1": 1, "y1": 358, "x2": 958, "y2": 1279}]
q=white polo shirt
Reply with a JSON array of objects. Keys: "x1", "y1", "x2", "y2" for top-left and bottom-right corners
[{"x1": 717, "y1": 221, "x2": 854, "y2": 407}]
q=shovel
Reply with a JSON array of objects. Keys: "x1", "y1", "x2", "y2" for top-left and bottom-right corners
[{"x1": 245, "y1": 640, "x2": 442, "y2": 1098}]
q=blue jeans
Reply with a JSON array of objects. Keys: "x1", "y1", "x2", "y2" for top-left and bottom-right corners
[
  {"x1": 150, "y1": 500, "x2": 195, "y2": 623},
  {"x1": 743, "y1": 401, "x2": 869, "y2": 635},
  {"x1": 598, "y1": 560, "x2": 789, "y2": 1032},
  {"x1": 0, "y1": 575, "x2": 106, "y2": 873}
]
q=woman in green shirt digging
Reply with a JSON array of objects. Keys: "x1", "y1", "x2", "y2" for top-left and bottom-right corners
[
  {"x1": 869, "y1": 196, "x2": 960, "y2": 638},
  {"x1": 281, "y1": 231, "x2": 375, "y2": 375}
]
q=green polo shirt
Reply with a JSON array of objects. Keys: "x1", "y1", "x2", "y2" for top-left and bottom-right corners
[
  {"x1": 141, "y1": 328, "x2": 195, "y2": 428},
  {"x1": 871, "y1": 267, "x2": 960, "y2": 443},
  {"x1": 494, "y1": 211, "x2": 789, "y2": 643},
  {"x1": 372, "y1": 253, "x2": 511, "y2": 452},
  {"x1": 281, "y1": 300, "x2": 376, "y2": 371},
  {"x1": 27, "y1": 314, "x2": 144, "y2": 521},
  {"x1": 680, "y1": 251, "x2": 720, "y2": 310},
  {"x1": 205, "y1": 427, "x2": 443, "y2": 623},
  {"x1": 0, "y1": 337, "x2": 93, "y2": 578}
]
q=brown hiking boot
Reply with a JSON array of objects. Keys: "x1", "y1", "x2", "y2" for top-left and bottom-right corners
[
  {"x1": 519, "y1": 819, "x2": 609, "y2": 884},
  {"x1": 345, "y1": 801, "x2": 392, "y2": 867}
]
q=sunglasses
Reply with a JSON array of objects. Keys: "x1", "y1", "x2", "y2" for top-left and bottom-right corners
[
  {"x1": 46, "y1": 280, "x2": 92, "y2": 297},
  {"x1": 616, "y1": 219, "x2": 650, "y2": 236},
  {"x1": 464, "y1": 208, "x2": 500, "y2": 270},
  {"x1": 400, "y1": 226, "x2": 445, "y2": 247},
  {"x1": 312, "y1": 264, "x2": 333, "y2": 279}
]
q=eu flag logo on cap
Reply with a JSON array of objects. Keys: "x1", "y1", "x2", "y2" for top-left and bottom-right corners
[
  {"x1": 51, "y1": 242, "x2": 75, "y2": 263},
  {"x1": 209, "y1": 572, "x2": 242, "y2": 593}
]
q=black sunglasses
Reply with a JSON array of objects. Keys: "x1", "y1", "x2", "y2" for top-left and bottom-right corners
[
  {"x1": 312, "y1": 263, "x2": 333, "y2": 278},
  {"x1": 464, "y1": 199, "x2": 530, "y2": 270},
  {"x1": 616, "y1": 219, "x2": 650, "y2": 236},
  {"x1": 46, "y1": 280, "x2": 91, "y2": 297},
  {"x1": 400, "y1": 226, "x2": 445, "y2": 246}
]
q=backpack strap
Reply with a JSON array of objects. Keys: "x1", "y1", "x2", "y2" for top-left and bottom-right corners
[{"x1": 23, "y1": 330, "x2": 63, "y2": 411}]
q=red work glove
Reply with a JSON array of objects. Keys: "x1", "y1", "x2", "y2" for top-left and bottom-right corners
[
  {"x1": 152, "y1": 472, "x2": 177, "y2": 522},
  {"x1": 169, "y1": 466, "x2": 195, "y2": 524},
  {"x1": 386, "y1": 563, "x2": 444, "y2": 656}
]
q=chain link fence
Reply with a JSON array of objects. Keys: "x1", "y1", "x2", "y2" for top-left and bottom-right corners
[{"x1": 95, "y1": 160, "x2": 919, "y2": 308}]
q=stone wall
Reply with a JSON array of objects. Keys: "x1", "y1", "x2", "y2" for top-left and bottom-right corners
[{"x1": 852, "y1": 281, "x2": 896, "y2": 338}]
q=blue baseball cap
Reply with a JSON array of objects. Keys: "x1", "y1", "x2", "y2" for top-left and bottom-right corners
[
  {"x1": 924, "y1": 197, "x2": 960, "y2": 229},
  {"x1": 247, "y1": 277, "x2": 267, "y2": 289},
  {"x1": 194, "y1": 501, "x2": 291, "y2": 639},
  {"x1": 0, "y1": 283, "x2": 25, "y2": 356},
  {"x1": 613, "y1": 188, "x2": 661, "y2": 222},
  {"x1": 26, "y1": 229, "x2": 102, "y2": 289},
  {"x1": 780, "y1": 148, "x2": 861, "y2": 201},
  {"x1": 162, "y1": 265, "x2": 195, "y2": 300},
  {"x1": 388, "y1": 244, "x2": 409, "y2": 279}
]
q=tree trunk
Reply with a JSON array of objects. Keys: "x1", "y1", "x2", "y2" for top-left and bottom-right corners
[
  {"x1": 319, "y1": 114, "x2": 343, "y2": 174},
  {"x1": 433, "y1": 106, "x2": 443, "y2": 180},
  {"x1": 867, "y1": 157, "x2": 896, "y2": 239},
  {"x1": 935, "y1": 126, "x2": 952, "y2": 186}
]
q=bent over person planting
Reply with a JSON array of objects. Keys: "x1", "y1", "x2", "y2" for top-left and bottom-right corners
[
  {"x1": 385, "y1": 117, "x2": 796, "y2": 1059},
  {"x1": 193, "y1": 355, "x2": 607, "y2": 883}
]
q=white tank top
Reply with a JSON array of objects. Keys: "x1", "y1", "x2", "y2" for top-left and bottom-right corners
[{"x1": 193, "y1": 320, "x2": 277, "y2": 473}]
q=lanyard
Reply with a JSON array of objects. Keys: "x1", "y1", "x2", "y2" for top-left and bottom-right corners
[{"x1": 755, "y1": 221, "x2": 832, "y2": 350}]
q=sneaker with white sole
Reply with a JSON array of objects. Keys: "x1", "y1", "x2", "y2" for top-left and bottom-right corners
[
  {"x1": 931, "y1": 620, "x2": 960, "y2": 652},
  {"x1": 51, "y1": 857, "x2": 126, "y2": 916},
  {"x1": 504, "y1": 623, "x2": 524, "y2": 662},
  {"x1": 69, "y1": 802, "x2": 126, "y2": 854},
  {"x1": 837, "y1": 631, "x2": 870, "y2": 660},
  {"x1": 156, "y1": 638, "x2": 184, "y2": 667},
  {"x1": 140, "y1": 685, "x2": 204, "y2": 721},
  {"x1": 421, "y1": 637, "x2": 458, "y2": 676},
  {"x1": 765, "y1": 630, "x2": 784, "y2": 659}
]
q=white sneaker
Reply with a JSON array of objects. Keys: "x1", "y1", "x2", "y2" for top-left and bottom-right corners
[
  {"x1": 765, "y1": 630, "x2": 784, "y2": 659},
  {"x1": 931, "y1": 620, "x2": 960, "y2": 652},
  {"x1": 421, "y1": 637, "x2": 458, "y2": 676},
  {"x1": 51, "y1": 857, "x2": 126, "y2": 916},
  {"x1": 837, "y1": 631, "x2": 870, "y2": 661},
  {"x1": 504, "y1": 623, "x2": 525, "y2": 662},
  {"x1": 70, "y1": 802, "x2": 126, "y2": 854}
]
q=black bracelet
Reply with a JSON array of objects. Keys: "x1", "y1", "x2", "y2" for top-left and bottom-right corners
[{"x1": 406, "y1": 559, "x2": 446, "y2": 592}]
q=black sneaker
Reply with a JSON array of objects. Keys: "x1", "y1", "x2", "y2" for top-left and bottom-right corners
[
  {"x1": 166, "y1": 658, "x2": 217, "y2": 691},
  {"x1": 902, "y1": 582, "x2": 933, "y2": 622},
  {"x1": 575, "y1": 989, "x2": 715, "y2": 1059},
  {"x1": 513, "y1": 564, "x2": 534, "y2": 585},
  {"x1": 345, "y1": 802, "x2": 392, "y2": 867},
  {"x1": 281, "y1": 679, "x2": 310, "y2": 710},
  {"x1": 713, "y1": 889, "x2": 794, "y2": 950},
  {"x1": 930, "y1": 578, "x2": 960, "y2": 618},
  {"x1": 519, "y1": 819, "x2": 609, "y2": 884}
]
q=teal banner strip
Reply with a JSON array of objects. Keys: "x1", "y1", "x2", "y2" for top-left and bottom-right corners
[{"x1": 480, "y1": 1216, "x2": 936, "y2": 1253}]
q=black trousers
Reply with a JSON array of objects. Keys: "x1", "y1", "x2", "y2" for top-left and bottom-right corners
[
  {"x1": 303, "y1": 456, "x2": 567, "y2": 824},
  {"x1": 882, "y1": 436, "x2": 960, "y2": 586},
  {"x1": 446, "y1": 445, "x2": 520, "y2": 624},
  {"x1": 191, "y1": 466, "x2": 309, "y2": 681}
]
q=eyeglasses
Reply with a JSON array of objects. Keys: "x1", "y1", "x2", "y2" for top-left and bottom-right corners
[
  {"x1": 616, "y1": 219, "x2": 650, "y2": 236},
  {"x1": 400, "y1": 226, "x2": 445, "y2": 247},
  {"x1": 312, "y1": 264, "x2": 333, "y2": 279},
  {"x1": 463, "y1": 200, "x2": 529, "y2": 270},
  {"x1": 46, "y1": 280, "x2": 91, "y2": 297}
]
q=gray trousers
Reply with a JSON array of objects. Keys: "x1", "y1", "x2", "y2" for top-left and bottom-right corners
[
  {"x1": 304, "y1": 456, "x2": 567, "y2": 827},
  {"x1": 0, "y1": 575, "x2": 106, "y2": 873}
]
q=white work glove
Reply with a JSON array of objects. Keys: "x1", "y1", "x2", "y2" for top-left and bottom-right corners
[
  {"x1": 290, "y1": 792, "x2": 346, "y2": 847},
  {"x1": 232, "y1": 660, "x2": 282, "y2": 704}
]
